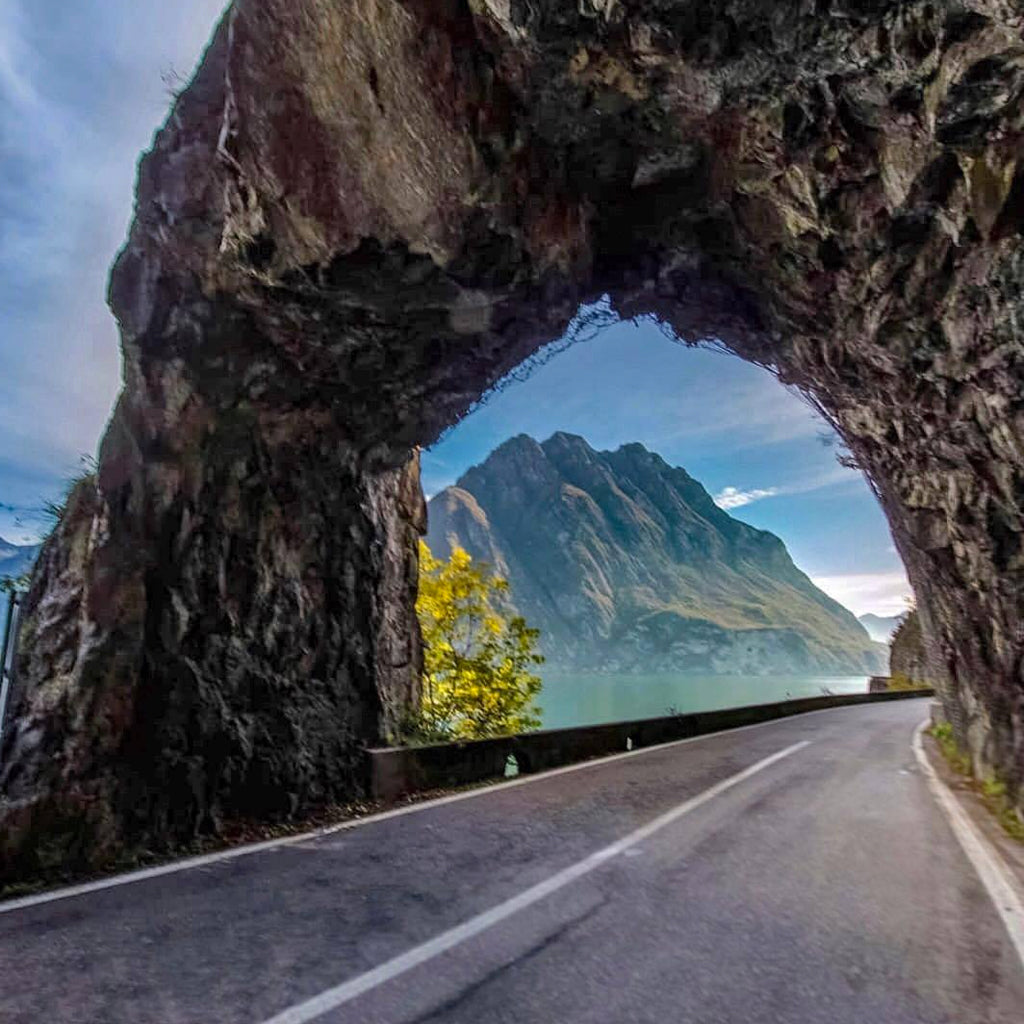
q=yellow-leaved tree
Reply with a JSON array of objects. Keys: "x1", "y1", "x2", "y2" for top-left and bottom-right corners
[{"x1": 412, "y1": 541, "x2": 544, "y2": 742}]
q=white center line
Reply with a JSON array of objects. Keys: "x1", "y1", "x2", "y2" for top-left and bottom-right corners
[{"x1": 259, "y1": 739, "x2": 811, "y2": 1024}]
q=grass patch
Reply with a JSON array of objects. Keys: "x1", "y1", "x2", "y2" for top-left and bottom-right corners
[
  {"x1": 888, "y1": 672, "x2": 928, "y2": 692},
  {"x1": 928, "y1": 723, "x2": 1024, "y2": 843},
  {"x1": 929, "y1": 721, "x2": 972, "y2": 776},
  {"x1": 980, "y1": 777, "x2": 1024, "y2": 843}
]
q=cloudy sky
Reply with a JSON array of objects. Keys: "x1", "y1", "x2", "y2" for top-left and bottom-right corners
[
  {"x1": 0, "y1": 0, "x2": 911, "y2": 617},
  {"x1": 0, "y1": 0, "x2": 228, "y2": 537}
]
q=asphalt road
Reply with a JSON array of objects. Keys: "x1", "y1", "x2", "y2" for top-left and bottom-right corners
[{"x1": 2, "y1": 698, "x2": 1022, "y2": 1023}]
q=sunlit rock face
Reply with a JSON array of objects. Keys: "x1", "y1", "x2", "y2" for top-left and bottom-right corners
[
  {"x1": 2, "y1": 0, "x2": 1023, "y2": 874},
  {"x1": 427, "y1": 433, "x2": 887, "y2": 676},
  {"x1": 890, "y1": 610, "x2": 933, "y2": 687}
]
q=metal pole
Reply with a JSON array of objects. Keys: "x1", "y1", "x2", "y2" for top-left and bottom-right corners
[{"x1": 0, "y1": 592, "x2": 20, "y2": 752}]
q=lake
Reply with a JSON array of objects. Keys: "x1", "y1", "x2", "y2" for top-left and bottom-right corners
[
  {"x1": 536, "y1": 671, "x2": 870, "y2": 730},
  {"x1": 0, "y1": 594, "x2": 869, "y2": 736}
]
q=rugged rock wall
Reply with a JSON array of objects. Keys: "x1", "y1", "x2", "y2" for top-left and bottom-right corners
[
  {"x1": 1, "y1": 450, "x2": 423, "y2": 875},
  {"x1": 890, "y1": 609, "x2": 932, "y2": 686},
  {"x1": 2, "y1": 0, "x2": 1023, "y2": 874}
]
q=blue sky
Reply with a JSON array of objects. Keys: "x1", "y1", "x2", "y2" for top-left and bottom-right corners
[
  {"x1": 423, "y1": 318, "x2": 911, "y2": 616},
  {"x1": 0, "y1": 0, "x2": 228, "y2": 538},
  {"x1": 0, "y1": 0, "x2": 911, "y2": 616}
]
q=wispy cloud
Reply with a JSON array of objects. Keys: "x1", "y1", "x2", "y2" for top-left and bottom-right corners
[
  {"x1": 0, "y1": 0, "x2": 226, "y2": 497},
  {"x1": 465, "y1": 318, "x2": 832, "y2": 458},
  {"x1": 811, "y1": 571, "x2": 913, "y2": 618},
  {"x1": 646, "y1": 372, "x2": 824, "y2": 450},
  {"x1": 714, "y1": 486, "x2": 780, "y2": 510},
  {"x1": 713, "y1": 464, "x2": 862, "y2": 511}
]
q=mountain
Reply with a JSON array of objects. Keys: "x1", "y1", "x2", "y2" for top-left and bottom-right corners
[
  {"x1": 0, "y1": 538, "x2": 40, "y2": 628},
  {"x1": 858, "y1": 613, "x2": 903, "y2": 643},
  {"x1": 0, "y1": 537, "x2": 40, "y2": 581},
  {"x1": 426, "y1": 434, "x2": 886, "y2": 676}
]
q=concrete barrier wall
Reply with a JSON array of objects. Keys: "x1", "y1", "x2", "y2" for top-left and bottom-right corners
[{"x1": 366, "y1": 688, "x2": 935, "y2": 802}]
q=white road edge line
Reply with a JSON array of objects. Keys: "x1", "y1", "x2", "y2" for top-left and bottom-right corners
[
  {"x1": 0, "y1": 701, "x2": 892, "y2": 915},
  {"x1": 912, "y1": 720, "x2": 1024, "y2": 968},
  {"x1": 259, "y1": 739, "x2": 811, "y2": 1024}
]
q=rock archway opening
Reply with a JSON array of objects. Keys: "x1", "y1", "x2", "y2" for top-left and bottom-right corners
[
  {"x1": 1, "y1": 0, "x2": 1021, "y2": 877},
  {"x1": 421, "y1": 298, "x2": 907, "y2": 727}
]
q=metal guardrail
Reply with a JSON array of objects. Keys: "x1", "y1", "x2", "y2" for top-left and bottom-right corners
[
  {"x1": 366, "y1": 687, "x2": 936, "y2": 802},
  {"x1": 0, "y1": 591, "x2": 23, "y2": 752}
]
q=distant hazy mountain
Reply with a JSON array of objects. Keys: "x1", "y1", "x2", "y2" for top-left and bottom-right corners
[
  {"x1": 427, "y1": 433, "x2": 886, "y2": 676},
  {"x1": 858, "y1": 613, "x2": 903, "y2": 643},
  {"x1": 0, "y1": 537, "x2": 40, "y2": 581}
]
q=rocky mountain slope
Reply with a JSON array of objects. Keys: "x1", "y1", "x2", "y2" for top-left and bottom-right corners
[
  {"x1": 428, "y1": 434, "x2": 885, "y2": 676},
  {"x1": 859, "y1": 613, "x2": 903, "y2": 643},
  {"x1": 0, "y1": 539, "x2": 39, "y2": 632},
  {"x1": 0, "y1": 538, "x2": 40, "y2": 582}
]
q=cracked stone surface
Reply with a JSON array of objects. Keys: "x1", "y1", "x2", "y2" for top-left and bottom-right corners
[{"x1": 2, "y1": 0, "x2": 1022, "y2": 877}]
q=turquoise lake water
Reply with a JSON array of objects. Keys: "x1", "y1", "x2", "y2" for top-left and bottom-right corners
[
  {"x1": 536, "y1": 671, "x2": 870, "y2": 730},
  {"x1": 0, "y1": 586, "x2": 869, "y2": 736}
]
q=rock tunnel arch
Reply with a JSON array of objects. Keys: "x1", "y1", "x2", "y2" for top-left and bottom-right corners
[{"x1": 2, "y1": 0, "x2": 1022, "y2": 876}]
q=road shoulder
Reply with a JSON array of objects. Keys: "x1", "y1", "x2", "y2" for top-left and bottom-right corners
[{"x1": 913, "y1": 720, "x2": 1024, "y2": 966}]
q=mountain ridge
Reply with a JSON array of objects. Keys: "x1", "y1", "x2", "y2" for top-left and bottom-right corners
[
  {"x1": 0, "y1": 537, "x2": 40, "y2": 582},
  {"x1": 858, "y1": 612, "x2": 903, "y2": 643},
  {"x1": 427, "y1": 433, "x2": 885, "y2": 675}
]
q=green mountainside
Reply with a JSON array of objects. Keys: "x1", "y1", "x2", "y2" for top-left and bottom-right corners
[{"x1": 426, "y1": 433, "x2": 885, "y2": 675}]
